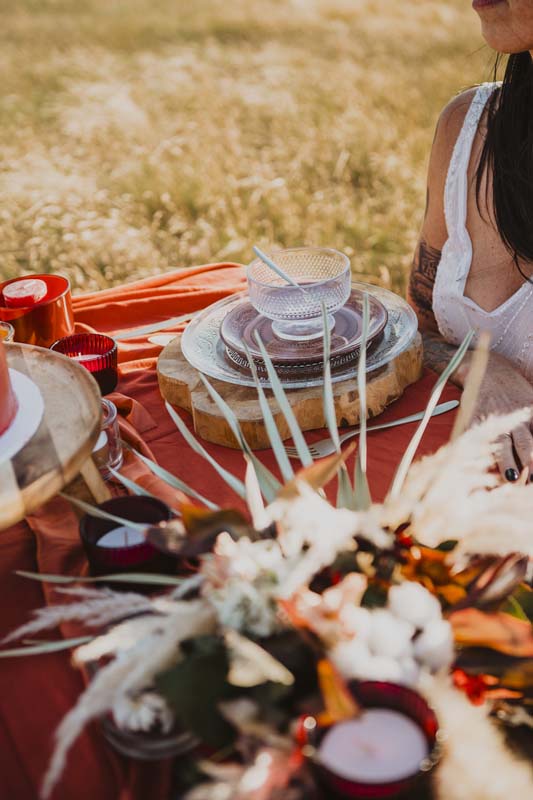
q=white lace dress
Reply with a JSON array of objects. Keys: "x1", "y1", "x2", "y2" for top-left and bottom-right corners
[{"x1": 432, "y1": 81, "x2": 533, "y2": 382}]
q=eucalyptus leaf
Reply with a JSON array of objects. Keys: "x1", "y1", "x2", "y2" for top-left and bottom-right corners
[
  {"x1": 165, "y1": 402, "x2": 246, "y2": 499},
  {"x1": 388, "y1": 329, "x2": 475, "y2": 499},
  {"x1": 128, "y1": 447, "x2": 219, "y2": 510},
  {"x1": 254, "y1": 332, "x2": 313, "y2": 467},
  {"x1": 198, "y1": 374, "x2": 281, "y2": 503},
  {"x1": 244, "y1": 344, "x2": 294, "y2": 483},
  {"x1": 59, "y1": 494, "x2": 147, "y2": 530},
  {"x1": 15, "y1": 569, "x2": 184, "y2": 586},
  {"x1": 155, "y1": 635, "x2": 235, "y2": 749},
  {"x1": 0, "y1": 635, "x2": 93, "y2": 658},
  {"x1": 337, "y1": 465, "x2": 356, "y2": 510}
]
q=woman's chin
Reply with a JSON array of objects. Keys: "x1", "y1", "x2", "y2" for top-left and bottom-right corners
[{"x1": 480, "y1": 27, "x2": 533, "y2": 53}]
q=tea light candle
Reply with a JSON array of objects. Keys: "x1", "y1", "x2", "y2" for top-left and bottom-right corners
[
  {"x1": 318, "y1": 710, "x2": 429, "y2": 784},
  {"x1": 3, "y1": 278, "x2": 47, "y2": 308},
  {"x1": 96, "y1": 525, "x2": 146, "y2": 549}
]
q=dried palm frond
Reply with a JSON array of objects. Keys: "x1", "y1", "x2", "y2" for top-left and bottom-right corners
[
  {"x1": 42, "y1": 599, "x2": 216, "y2": 799},
  {"x1": 2, "y1": 587, "x2": 152, "y2": 644},
  {"x1": 380, "y1": 409, "x2": 530, "y2": 536}
]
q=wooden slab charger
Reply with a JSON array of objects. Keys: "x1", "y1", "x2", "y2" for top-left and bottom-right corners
[
  {"x1": 0, "y1": 343, "x2": 103, "y2": 530},
  {"x1": 158, "y1": 333, "x2": 423, "y2": 450}
]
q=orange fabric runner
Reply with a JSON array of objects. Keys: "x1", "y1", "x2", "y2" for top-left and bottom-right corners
[{"x1": 0, "y1": 264, "x2": 462, "y2": 800}]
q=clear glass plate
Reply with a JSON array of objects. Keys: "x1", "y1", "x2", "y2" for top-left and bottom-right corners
[{"x1": 181, "y1": 282, "x2": 418, "y2": 389}]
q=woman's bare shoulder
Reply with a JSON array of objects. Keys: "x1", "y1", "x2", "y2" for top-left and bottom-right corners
[{"x1": 433, "y1": 87, "x2": 478, "y2": 161}]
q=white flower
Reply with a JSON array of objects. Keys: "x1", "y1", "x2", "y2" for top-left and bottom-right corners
[
  {"x1": 388, "y1": 581, "x2": 442, "y2": 629},
  {"x1": 398, "y1": 656, "x2": 421, "y2": 686},
  {"x1": 209, "y1": 581, "x2": 280, "y2": 638},
  {"x1": 112, "y1": 691, "x2": 174, "y2": 733},
  {"x1": 330, "y1": 638, "x2": 374, "y2": 680},
  {"x1": 414, "y1": 619, "x2": 454, "y2": 671},
  {"x1": 339, "y1": 605, "x2": 372, "y2": 640},
  {"x1": 367, "y1": 610, "x2": 415, "y2": 659}
]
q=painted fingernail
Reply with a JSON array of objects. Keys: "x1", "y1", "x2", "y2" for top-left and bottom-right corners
[{"x1": 505, "y1": 468, "x2": 519, "y2": 482}]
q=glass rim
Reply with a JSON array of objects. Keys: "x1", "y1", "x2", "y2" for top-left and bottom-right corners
[
  {"x1": 0, "y1": 320, "x2": 15, "y2": 341},
  {"x1": 247, "y1": 246, "x2": 351, "y2": 289},
  {"x1": 50, "y1": 332, "x2": 117, "y2": 357}
]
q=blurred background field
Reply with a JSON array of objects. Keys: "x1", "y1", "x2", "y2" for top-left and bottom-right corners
[{"x1": 1, "y1": 0, "x2": 489, "y2": 294}]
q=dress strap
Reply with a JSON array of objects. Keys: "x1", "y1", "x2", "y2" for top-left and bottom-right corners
[{"x1": 444, "y1": 82, "x2": 499, "y2": 281}]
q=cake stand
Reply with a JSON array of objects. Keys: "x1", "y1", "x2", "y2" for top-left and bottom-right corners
[{"x1": 0, "y1": 343, "x2": 109, "y2": 531}]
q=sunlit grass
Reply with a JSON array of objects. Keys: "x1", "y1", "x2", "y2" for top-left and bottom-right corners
[{"x1": 0, "y1": 0, "x2": 489, "y2": 292}]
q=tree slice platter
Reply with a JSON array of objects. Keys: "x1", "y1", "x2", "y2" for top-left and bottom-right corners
[
  {"x1": 0, "y1": 343, "x2": 103, "y2": 530},
  {"x1": 157, "y1": 333, "x2": 423, "y2": 450}
]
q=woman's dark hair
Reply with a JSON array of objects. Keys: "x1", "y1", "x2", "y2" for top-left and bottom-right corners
[{"x1": 476, "y1": 51, "x2": 533, "y2": 278}]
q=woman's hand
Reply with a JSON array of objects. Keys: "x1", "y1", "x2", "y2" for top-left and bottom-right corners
[{"x1": 467, "y1": 352, "x2": 533, "y2": 482}]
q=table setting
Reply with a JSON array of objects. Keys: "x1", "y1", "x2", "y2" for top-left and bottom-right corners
[{"x1": 0, "y1": 254, "x2": 532, "y2": 800}]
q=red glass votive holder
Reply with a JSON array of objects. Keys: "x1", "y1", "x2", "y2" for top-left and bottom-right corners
[
  {"x1": 79, "y1": 496, "x2": 177, "y2": 581},
  {"x1": 51, "y1": 332, "x2": 118, "y2": 395},
  {"x1": 0, "y1": 274, "x2": 75, "y2": 347},
  {"x1": 302, "y1": 681, "x2": 442, "y2": 800}
]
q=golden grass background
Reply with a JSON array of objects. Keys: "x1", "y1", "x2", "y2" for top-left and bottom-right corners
[{"x1": 1, "y1": 0, "x2": 489, "y2": 293}]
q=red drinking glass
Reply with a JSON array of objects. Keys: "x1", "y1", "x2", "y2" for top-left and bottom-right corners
[{"x1": 50, "y1": 332, "x2": 118, "y2": 395}]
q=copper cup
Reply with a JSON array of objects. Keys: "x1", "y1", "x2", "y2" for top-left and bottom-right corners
[{"x1": 0, "y1": 274, "x2": 75, "y2": 347}]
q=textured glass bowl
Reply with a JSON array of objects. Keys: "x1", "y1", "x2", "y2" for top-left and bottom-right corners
[{"x1": 247, "y1": 247, "x2": 351, "y2": 341}]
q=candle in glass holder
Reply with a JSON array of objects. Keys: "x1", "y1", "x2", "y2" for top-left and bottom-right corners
[
  {"x1": 3, "y1": 278, "x2": 48, "y2": 308},
  {"x1": 303, "y1": 681, "x2": 440, "y2": 799},
  {"x1": 79, "y1": 496, "x2": 177, "y2": 584},
  {"x1": 50, "y1": 333, "x2": 118, "y2": 395},
  {"x1": 96, "y1": 525, "x2": 146, "y2": 549},
  {"x1": 318, "y1": 710, "x2": 429, "y2": 784}
]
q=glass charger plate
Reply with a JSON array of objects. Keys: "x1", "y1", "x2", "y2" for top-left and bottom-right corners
[{"x1": 181, "y1": 282, "x2": 418, "y2": 389}]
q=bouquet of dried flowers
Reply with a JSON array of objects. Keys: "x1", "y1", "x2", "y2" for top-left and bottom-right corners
[{"x1": 3, "y1": 305, "x2": 533, "y2": 800}]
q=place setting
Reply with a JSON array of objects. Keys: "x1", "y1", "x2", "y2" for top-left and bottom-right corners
[{"x1": 158, "y1": 245, "x2": 424, "y2": 449}]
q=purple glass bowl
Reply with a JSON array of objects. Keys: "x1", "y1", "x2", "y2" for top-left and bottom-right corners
[
  {"x1": 303, "y1": 681, "x2": 442, "y2": 799},
  {"x1": 51, "y1": 332, "x2": 118, "y2": 395}
]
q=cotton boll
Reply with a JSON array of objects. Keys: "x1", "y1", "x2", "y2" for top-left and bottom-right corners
[
  {"x1": 365, "y1": 655, "x2": 404, "y2": 683},
  {"x1": 388, "y1": 581, "x2": 442, "y2": 629},
  {"x1": 330, "y1": 638, "x2": 373, "y2": 680},
  {"x1": 414, "y1": 620, "x2": 454, "y2": 671},
  {"x1": 339, "y1": 605, "x2": 372, "y2": 640},
  {"x1": 367, "y1": 610, "x2": 415, "y2": 659},
  {"x1": 398, "y1": 656, "x2": 420, "y2": 687}
]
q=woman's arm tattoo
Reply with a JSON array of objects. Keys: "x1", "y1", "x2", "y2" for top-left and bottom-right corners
[{"x1": 408, "y1": 239, "x2": 442, "y2": 326}]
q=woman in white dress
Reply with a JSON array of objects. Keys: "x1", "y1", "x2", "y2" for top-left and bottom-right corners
[{"x1": 408, "y1": 0, "x2": 533, "y2": 482}]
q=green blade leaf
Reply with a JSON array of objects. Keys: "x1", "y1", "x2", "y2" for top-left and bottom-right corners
[
  {"x1": 165, "y1": 402, "x2": 246, "y2": 499},
  {"x1": 388, "y1": 328, "x2": 475, "y2": 499},
  {"x1": 254, "y1": 332, "x2": 313, "y2": 468},
  {"x1": 244, "y1": 344, "x2": 294, "y2": 483},
  {"x1": 59, "y1": 494, "x2": 147, "y2": 530},
  {"x1": 337, "y1": 464, "x2": 356, "y2": 510},
  {"x1": 198, "y1": 374, "x2": 281, "y2": 504},
  {"x1": 353, "y1": 293, "x2": 371, "y2": 510},
  {"x1": 128, "y1": 447, "x2": 219, "y2": 511},
  {"x1": 15, "y1": 570, "x2": 185, "y2": 586},
  {"x1": 107, "y1": 467, "x2": 182, "y2": 517},
  {"x1": 0, "y1": 636, "x2": 94, "y2": 659},
  {"x1": 321, "y1": 302, "x2": 341, "y2": 453}
]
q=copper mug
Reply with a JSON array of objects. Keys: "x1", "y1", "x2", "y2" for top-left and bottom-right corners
[{"x1": 0, "y1": 274, "x2": 75, "y2": 347}]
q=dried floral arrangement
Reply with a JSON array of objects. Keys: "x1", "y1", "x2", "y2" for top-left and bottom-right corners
[{"x1": 3, "y1": 306, "x2": 533, "y2": 800}]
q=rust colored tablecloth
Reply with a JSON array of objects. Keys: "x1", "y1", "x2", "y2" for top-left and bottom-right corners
[{"x1": 0, "y1": 263, "x2": 462, "y2": 800}]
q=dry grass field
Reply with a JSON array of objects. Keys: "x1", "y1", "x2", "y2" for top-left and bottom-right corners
[{"x1": 0, "y1": 0, "x2": 490, "y2": 294}]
